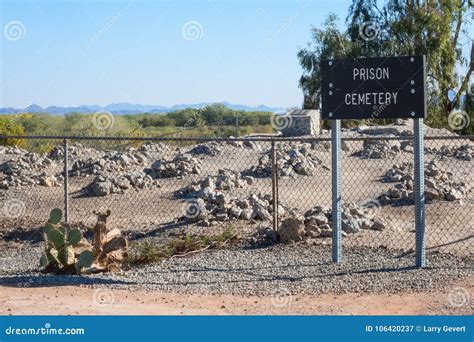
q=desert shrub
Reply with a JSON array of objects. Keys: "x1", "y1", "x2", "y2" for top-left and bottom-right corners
[
  {"x1": 0, "y1": 116, "x2": 26, "y2": 148},
  {"x1": 129, "y1": 227, "x2": 236, "y2": 265}
]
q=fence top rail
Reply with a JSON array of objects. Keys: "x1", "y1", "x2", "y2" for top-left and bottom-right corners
[{"x1": 0, "y1": 134, "x2": 473, "y2": 142}]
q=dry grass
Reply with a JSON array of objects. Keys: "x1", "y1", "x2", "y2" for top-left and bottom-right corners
[{"x1": 128, "y1": 227, "x2": 237, "y2": 265}]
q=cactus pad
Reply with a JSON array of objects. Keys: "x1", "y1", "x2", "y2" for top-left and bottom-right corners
[
  {"x1": 67, "y1": 229, "x2": 82, "y2": 246},
  {"x1": 49, "y1": 208, "x2": 62, "y2": 224},
  {"x1": 48, "y1": 229, "x2": 65, "y2": 250},
  {"x1": 76, "y1": 250, "x2": 94, "y2": 270},
  {"x1": 39, "y1": 253, "x2": 49, "y2": 267},
  {"x1": 58, "y1": 246, "x2": 75, "y2": 266}
]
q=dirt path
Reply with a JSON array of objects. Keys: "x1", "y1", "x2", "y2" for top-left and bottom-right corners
[{"x1": 1, "y1": 280, "x2": 472, "y2": 315}]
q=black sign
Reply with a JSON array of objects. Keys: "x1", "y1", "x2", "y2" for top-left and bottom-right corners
[{"x1": 321, "y1": 55, "x2": 426, "y2": 120}]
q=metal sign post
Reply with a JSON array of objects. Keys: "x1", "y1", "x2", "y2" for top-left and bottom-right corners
[
  {"x1": 331, "y1": 120, "x2": 342, "y2": 263},
  {"x1": 414, "y1": 121, "x2": 426, "y2": 267},
  {"x1": 63, "y1": 138, "x2": 69, "y2": 223}
]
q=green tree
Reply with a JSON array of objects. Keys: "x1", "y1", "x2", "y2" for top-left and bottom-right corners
[
  {"x1": 201, "y1": 104, "x2": 231, "y2": 125},
  {"x1": 297, "y1": 14, "x2": 353, "y2": 109},
  {"x1": 298, "y1": 0, "x2": 472, "y2": 129},
  {"x1": 347, "y1": 0, "x2": 470, "y2": 127}
]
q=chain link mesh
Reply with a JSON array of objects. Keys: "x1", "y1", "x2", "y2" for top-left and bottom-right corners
[{"x1": 0, "y1": 135, "x2": 472, "y2": 262}]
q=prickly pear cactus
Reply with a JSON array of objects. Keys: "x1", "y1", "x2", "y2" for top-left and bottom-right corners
[
  {"x1": 40, "y1": 208, "x2": 93, "y2": 274},
  {"x1": 40, "y1": 208, "x2": 127, "y2": 274}
]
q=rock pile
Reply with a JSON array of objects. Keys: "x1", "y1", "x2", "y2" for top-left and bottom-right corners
[
  {"x1": 69, "y1": 159, "x2": 104, "y2": 177},
  {"x1": 310, "y1": 140, "x2": 350, "y2": 152},
  {"x1": 48, "y1": 143, "x2": 105, "y2": 161},
  {"x1": 425, "y1": 144, "x2": 473, "y2": 161},
  {"x1": 183, "y1": 192, "x2": 280, "y2": 224},
  {"x1": 56, "y1": 141, "x2": 171, "y2": 162},
  {"x1": 69, "y1": 152, "x2": 148, "y2": 176},
  {"x1": 149, "y1": 154, "x2": 202, "y2": 178},
  {"x1": 68, "y1": 142, "x2": 173, "y2": 177},
  {"x1": 177, "y1": 169, "x2": 254, "y2": 198},
  {"x1": 226, "y1": 138, "x2": 261, "y2": 150},
  {"x1": 357, "y1": 120, "x2": 413, "y2": 136},
  {"x1": 81, "y1": 171, "x2": 160, "y2": 197},
  {"x1": 178, "y1": 169, "x2": 278, "y2": 223},
  {"x1": 278, "y1": 203, "x2": 388, "y2": 243},
  {"x1": 188, "y1": 142, "x2": 222, "y2": 156},
  {"x1": 305, "y1": 203, "x2": 387, "y2": 235},
  {"x1": 379, "y1": 161, "x2": 470, "y2": 202},
  {"x1": 0, "y1": 150, "x2": 62, "y2": 189},
  {"x1": 355, "y1": 139, "x2": 401, "y2": 159},
  {"x1": 0, "y1": 142, "x2": 175, "y2": 190},
  {"x1": 0, "y1": 145, "x2": 30, "y2": 156},
  {"x1": 245, "y1": 144, "x2": 328, "y2": 178}
]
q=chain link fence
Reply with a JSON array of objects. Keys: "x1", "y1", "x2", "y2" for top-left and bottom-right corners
[{"x1": 0, "y1": 134, "x2": 472, "y2": 261}]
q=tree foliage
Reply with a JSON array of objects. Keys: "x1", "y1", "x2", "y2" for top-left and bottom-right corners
[
  {"x1": 136, "y1": 104, "x2": 271, "y2": 128},
  {"x1": 0, "y1": 116, "x2": 26, "y2": 147},
  {"x1": 0, "y1": 104, "x2": 274, "y2": 149},
  {"x1": 298, "y1": 0, "x2": 472, "y2": 129}
]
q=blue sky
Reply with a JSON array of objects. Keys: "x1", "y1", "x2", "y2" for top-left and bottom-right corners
[{"x1": 0, "y1": 0, "x2": 351, "y2": 108}]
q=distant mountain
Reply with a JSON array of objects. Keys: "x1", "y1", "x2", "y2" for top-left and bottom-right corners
[
  {"x1": 0, "y1": 102, "x2": 289, "y2": 115},
  {"x1": 25, "y1": 104, "x2": 44, "y2": 112}
]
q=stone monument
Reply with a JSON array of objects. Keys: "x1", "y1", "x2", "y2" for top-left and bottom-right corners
[{"x1": 281, "y1": 109, "x2": 320, "y2": 136}]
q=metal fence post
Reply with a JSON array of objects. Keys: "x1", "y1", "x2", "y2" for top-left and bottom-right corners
[
  {"x1": 414, "y1": 118, "x2": 426, "y2": 267},
  {"x1": 63, "y1": 138, "x2": 69, "y2": 223},
  {"x1": 271, "y1": 140, "x2": 279, "y2": 233},
  {"x1": 331, "y1": 120, "x2": 342, "y2": 263}
]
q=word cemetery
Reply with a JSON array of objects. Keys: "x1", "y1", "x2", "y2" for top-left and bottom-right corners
[{"x1": 344, "y1": 91, "x2": 398, "y2": 106}]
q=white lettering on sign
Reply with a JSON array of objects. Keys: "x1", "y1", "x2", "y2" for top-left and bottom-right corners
[
  {"x1": 344, "y1": 92, "x2": 398, "y2": 106},
  {"x1": 335, "y1": 66, "x2": 399, "y2": 107},
  {"x1": 353, "y1": 67, "x2": 389, "y2": 81}
]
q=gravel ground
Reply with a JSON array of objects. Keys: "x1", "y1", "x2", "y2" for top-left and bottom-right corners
[{"x1": 0, "y1": 242, "x2": 471, "y2": 296}]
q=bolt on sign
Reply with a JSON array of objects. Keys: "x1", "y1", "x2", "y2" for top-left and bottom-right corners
[{"x1": 321, "y1": 56, "x2": 426, "y2": 120}]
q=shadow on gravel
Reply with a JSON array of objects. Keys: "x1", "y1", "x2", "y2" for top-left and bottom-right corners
[
  {"x1": 0, "y1": 275, "x2": 137, "y2": 287},
  {"x1": 395, "y1": 235, "x2": 474, "y2": 258},
  {"x1": 143, "y1": 263, "x2": 422, "y2": 287},
  {"x1": 125, "y1": 221, "x2": 189, "y2": 241},
  {"x1": 2, "y1": 227, "x2": 43, "y2": 244},
  {"x1": 241, "y1": 241, "x2": 276, "y2": 250}
]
